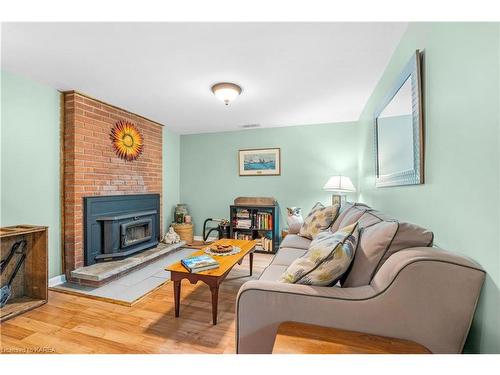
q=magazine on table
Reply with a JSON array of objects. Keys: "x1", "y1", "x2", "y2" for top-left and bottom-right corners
[{"x1": 181, "y1": 254, "x2": 219, "y2": 272}]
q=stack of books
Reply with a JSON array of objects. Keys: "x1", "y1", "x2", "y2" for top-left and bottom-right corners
[
  {"x1": 234, "y1": 232, "x2": 252, "y2": 240},
  {"x1": 256, "y1": 235, "x2": 273, "y2": 252},
  {"x1": 234, "y1": 219, "x2": 252, "y2": 229},
  {"x1": 234, "y1": 209, "x2": 252, "y2": 229},
  {"x1": 255, "y1": 212, "x2": 272, "y2": 229},
  {"x1": 181, "y1": 254, "x2": 219, "y2": 272}
]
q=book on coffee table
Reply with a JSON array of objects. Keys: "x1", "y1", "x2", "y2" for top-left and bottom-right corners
[{"x1": 181, "y1": 254, "x2": 219, "y2": 272}]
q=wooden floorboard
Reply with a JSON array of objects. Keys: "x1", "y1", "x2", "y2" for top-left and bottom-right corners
[{"x1": 1, "y1": 253, "x2": 273, "y2": 354}]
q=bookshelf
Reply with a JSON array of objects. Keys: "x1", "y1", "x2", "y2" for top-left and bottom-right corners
[{"x1": 230, "y1": 204, "x2": 280, "y2": 254}]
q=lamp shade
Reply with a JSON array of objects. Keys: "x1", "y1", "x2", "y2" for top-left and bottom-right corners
[{"x1": 323, "y1": 175, "x2": 356, "y2": 193}]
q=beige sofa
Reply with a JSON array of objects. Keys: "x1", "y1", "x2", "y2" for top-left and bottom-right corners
[{"x1": 236, "y1": 203, "x2": 485, "y2": 354}]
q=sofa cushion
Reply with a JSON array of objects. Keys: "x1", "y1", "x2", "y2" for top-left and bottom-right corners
[
  {"x1": 330, "y1": 202, "x2": 371, "y2": 233},
  {"x1": 259, "y1": 264, "x2": 289, "y2": 282},
  {"x1": 299, "y1": 202, "x2": 340, "y2": 239},
  {"x1": 280, "y1": 234, "x2": 311, "y2": 250},
  {"x1": 341, "y1": 212, "x2": 434, "y2": 287},
  {"x1": 280, "y1": 223, "x2": 359, "y2": 286},
  {"x1": 272, "y1": 247, "x2": 308, "y2": 266}
]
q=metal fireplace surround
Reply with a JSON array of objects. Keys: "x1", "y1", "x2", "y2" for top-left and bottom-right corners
[{"x1": 83, "y1": 194, "x2": 160, "y2": 266}]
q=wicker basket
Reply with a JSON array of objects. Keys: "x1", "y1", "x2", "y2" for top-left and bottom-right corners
[
  {"x1": 171, "y1": 223, "x2": 194, "y2": 245},
  {"x1": 234, "y1": 196, "x2": 276, "y2": 206}
]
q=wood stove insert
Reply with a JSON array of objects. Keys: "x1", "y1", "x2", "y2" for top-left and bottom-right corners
[{"x1": 83, "y1": 194, "x2": 160, "y2": 265}]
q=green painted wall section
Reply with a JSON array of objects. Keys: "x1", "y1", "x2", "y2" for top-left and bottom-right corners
[
  {"x1": 179, "y1": 122, "x2": 359, "y2": 237},
  {"x1": 1, "y1": 70, "x2": 62, "y2": 278},
  {"x1": 163, "y1": 127, "x2": 180, "y2": 232},
  {"x1": 357, "y1": 23, "x2": 500, "y2": 353}
]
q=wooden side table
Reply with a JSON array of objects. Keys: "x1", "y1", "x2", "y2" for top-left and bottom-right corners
[
  {"x1": 272, "y1": 322, "x2": 431, "y2": 354},
  {"x1": 171, "y1": 223, "x2": 194, "y2": 245}
]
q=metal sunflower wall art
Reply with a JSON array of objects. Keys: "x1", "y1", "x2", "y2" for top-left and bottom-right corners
[{"x1": 110, "y1": 120, "x2": 144, "y2": 161}]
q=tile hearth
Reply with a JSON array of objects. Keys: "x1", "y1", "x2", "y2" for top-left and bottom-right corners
[
  {"x1": 70, "y1": 241, "x2": 186, "y2": 286},
  {"x1": 52, "y1": 245, "x2": 196, "y2": 305}
]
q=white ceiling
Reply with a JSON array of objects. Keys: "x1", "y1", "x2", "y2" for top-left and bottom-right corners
[{"x1": 1, "y1": 22, "x2": 407, "y2": 134}]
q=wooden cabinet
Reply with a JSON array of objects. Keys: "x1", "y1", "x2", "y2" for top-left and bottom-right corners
[
  {"x1": 0, "y1": 225, "x2": 48, "y2": 322},
  {"x1": 230, "y1": 204, "x2": 280, "y2": 253}
]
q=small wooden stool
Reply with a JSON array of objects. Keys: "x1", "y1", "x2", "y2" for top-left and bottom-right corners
[
  {"x1": 171, "y1": 223, "x2": 194, "y2": 245},
  {"x1": 272, "y1": 322, "x2": 431, "y2": 354}
]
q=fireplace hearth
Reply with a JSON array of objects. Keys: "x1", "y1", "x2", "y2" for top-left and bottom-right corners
[{"x1": 83, "y1": 194, "x2": 160, "y2": 265}]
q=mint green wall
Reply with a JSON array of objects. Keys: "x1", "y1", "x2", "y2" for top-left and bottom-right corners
[
  {"x1": 357, "y1": 23, "x2": 500, "y2": 353},
  {"x1": 180, "y1": 122, "x2": 358, "y2": 237},
  {"x1": 163, "y1": 127, "x2": 180, "y2": 231},
  {"x1": 1, "y1": 70, "x2": 62, "y2": 278}
]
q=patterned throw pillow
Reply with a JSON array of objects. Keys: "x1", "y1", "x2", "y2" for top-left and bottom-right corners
[
  {"x1": 299, "y1": 202, "x2": 340, "y2": 239},
  {"x1": 280, "y1": 223, "x2": 359, "y2": 286}
]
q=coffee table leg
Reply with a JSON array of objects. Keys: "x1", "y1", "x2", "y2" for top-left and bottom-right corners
[
  {"x1": 209, "y1": 285, "x2": 219, "y2": 325},
  {"x1": 173, "y1": 279, "x2": 181, "y2": 318},
  {"x1": 249, "y1": 252, "x2": 254, "y2": 277}
]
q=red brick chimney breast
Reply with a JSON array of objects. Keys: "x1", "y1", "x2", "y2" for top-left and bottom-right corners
[{"x1": 63, "y1": 92, "x2": 163, "y2": 275}]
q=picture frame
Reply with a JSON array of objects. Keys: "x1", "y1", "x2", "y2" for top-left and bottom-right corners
[{"x1": 238, "y1": 148, "x2": 281, "y2": 176}]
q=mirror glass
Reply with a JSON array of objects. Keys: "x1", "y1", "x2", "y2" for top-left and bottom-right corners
[
  {"x1": 376, "y1": 77, "x2": 413, "y2": 177},
  {"x1": 374, "y1": 50, "x2": 423, "y2": 187}
]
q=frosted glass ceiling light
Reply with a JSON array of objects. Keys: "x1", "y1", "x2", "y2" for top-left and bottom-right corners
[{"x1": 211, "y1": 82, "x2": 242, "y2": 106}]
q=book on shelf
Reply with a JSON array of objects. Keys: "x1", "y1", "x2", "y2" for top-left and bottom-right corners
[
  {"x1": 234, "y1": 218, "x2": 252, "y2": 229},
  {"x1": 235, "y1": 208, "x2": 251, "y2": 219},
  {"x1": 256, "y1": 235, "x2": 273, "y2": 252},
  {"x1": 181, "y1": 254, "x2": 219, "y2": 273},
  {"x1": 254, "y1": 212, "x2": 272, "y2": 230},
  {"x1": 234, "y1": 232, "x2": 252, "y2": 240}
]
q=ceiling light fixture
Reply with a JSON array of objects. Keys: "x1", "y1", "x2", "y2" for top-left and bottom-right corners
[{"x1": 211, "y1": 82, "x2": 242, "y2": 106}]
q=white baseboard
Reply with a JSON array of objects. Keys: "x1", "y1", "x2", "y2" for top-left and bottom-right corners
[{"x1": 48, "y1": 274, "x2": 66, "y2": 287}]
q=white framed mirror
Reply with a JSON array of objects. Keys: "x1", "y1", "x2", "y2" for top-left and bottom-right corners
[{"x1": 374, "y1": 50, "x2": 424, "y2": 187}]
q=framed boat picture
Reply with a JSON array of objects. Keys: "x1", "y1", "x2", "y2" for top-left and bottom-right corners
[{"x1": 239, "y1": 148, "x2": 281, "y2": 176}]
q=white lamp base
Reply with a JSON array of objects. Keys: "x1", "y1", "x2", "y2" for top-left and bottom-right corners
[{"x1": 331, "y1": 194, "x2": 347, "y2": 206}]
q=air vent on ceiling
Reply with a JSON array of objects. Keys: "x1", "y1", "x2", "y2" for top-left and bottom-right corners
[{"x1": 241, "y1": 124, "x2": 261, "y2": 129}]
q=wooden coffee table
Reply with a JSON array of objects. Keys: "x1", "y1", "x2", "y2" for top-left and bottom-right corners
[{"x1": 166, "y1": 238, "x2": 256, "y2": 325}]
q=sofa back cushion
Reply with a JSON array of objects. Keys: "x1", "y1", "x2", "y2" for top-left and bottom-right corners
[
  {"x1": 341, "y1": 210, "x2": 434, "y2": 287},
  {"x1": 330, "y1": 202, "x2": 371, "y2": 233},
  {"x1": 279, "y1": 234, "x2": 311, "y2": 250}
]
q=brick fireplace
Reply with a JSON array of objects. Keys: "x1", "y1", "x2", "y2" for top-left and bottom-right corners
[{"x1": 63, "y1": 92, "x2": 163, "y2": 277}]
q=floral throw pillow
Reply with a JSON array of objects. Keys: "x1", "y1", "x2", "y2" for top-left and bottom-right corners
[
  {"x1": 280, "y1": 223, "x2": 359, "y2": 286},
  {"x1": 299, "y1": 202, "x2": 340, "y2": 239}
]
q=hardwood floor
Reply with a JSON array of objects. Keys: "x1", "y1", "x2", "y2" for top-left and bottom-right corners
[{"x1": 1, "y1": 253, "x2": 273, "y2": 354}]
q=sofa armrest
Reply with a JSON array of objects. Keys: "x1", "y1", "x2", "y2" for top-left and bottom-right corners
[
  {"x1": 371, "y1": 246, "x2": 483, "y2": 290},
  {"x1": 236, "y1": 247, "x2": 485, "y2": 354}
]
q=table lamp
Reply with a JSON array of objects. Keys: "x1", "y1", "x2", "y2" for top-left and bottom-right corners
[{"x1": 323, "y1": 175, "x2": 356, "y2": 206}]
